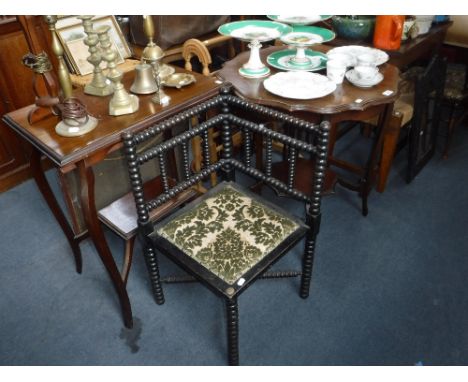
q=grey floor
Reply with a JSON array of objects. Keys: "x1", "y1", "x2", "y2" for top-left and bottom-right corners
[{"x1": 1, "y1": 122, "x2": 468, "y2": 366}]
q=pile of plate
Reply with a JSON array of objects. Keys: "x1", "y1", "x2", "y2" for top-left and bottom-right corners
[{"x1": 327, "y1": 45, "x2": 389, "y2": 88}]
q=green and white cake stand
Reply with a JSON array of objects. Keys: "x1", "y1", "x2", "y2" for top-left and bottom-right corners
[
  {"x1": 267, "y1": 15, "x2": 333, "y2": 25},
  {"x1": 218, "y1": 20, "x2": 292, "y2": 78},
  {"x1": 267, "y1": 48, "x2": 328, "y2": 72},
  {"x1": 273, "y1": 25, "x2": 336, "y2": 71}
]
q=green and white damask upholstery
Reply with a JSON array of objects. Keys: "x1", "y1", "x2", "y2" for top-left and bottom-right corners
[
  {"x1": 444, "y1": 64, "x2": 467, "y2": 102},
  {"x1": 156, "y1": 182, "x2": 302, "y2": 285}
]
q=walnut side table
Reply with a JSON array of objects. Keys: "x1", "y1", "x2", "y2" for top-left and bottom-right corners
[{"x1": 3, "y1": 68, "x2": 222, "y2": 328}]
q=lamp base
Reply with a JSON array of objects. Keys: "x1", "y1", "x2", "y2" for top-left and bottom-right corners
[{"x1": 55, "y1": 115, "x2": 98, "y2": 137}]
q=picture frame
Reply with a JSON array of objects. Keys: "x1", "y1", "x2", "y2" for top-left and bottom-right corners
[{"x1": 56, "y1": 15, "x2": 132, "y2": 76}]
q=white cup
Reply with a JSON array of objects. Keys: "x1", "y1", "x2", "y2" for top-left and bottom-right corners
[
  {"x1": 354, "y1": 65, "x2": 379, "y2": 81},
  {"x1": 327, "y1": 52, "x2": 353, "y2": 67},
  {"x1": 327, "y1": 59, "x2": 346, "y2": 84}
]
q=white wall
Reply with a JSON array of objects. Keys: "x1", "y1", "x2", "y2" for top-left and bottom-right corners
[{"x1": 445, "y1": 16, "x2": 468, "y2": 48}]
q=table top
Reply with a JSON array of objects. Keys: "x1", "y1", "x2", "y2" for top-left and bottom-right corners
[
  {"x1": 3, "y1": 67, "x2": 222, "y2": 168},
  {"x1": 218, "y1": 45, "x2": 400, "y2": 115}
]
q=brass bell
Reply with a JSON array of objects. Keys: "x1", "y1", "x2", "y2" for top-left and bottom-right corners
[{"x1": 130, "y1": 62, "x2": 158, "y2": 94}]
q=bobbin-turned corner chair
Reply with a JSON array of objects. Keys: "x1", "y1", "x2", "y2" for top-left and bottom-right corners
[{"x1": 122, "y1": 85, "x2": 331, "y2": 365}]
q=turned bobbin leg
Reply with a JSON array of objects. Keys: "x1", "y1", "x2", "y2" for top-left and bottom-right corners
[
  {"x1": 143, "y1": 244, "x2": 165, "y2": 305},
  {"x1": 226, "y1": 297, "x2": 239, "y2": 366},
  {"x1": 300, "y1": 235, "x2": 317, "y2": 299},
  {"x1": 300, "y1": 121, "x2": 330, "y2": 299}
]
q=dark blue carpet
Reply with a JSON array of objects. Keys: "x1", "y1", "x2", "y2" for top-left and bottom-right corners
[{"x1": 1, "y1": 124, "x2": 468, "y2": 366}]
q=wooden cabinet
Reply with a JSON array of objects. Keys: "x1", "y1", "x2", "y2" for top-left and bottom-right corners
[
  {"x1": 0, "y1": 16, "x2": 40, "y2": 192},
  {"x1": 0, "y1": 97, "x2": 29, "y2": 183}
]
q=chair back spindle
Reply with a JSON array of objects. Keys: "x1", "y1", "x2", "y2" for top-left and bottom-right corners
[
  {"x1": 123, "y1": 85, "x2": 330, "y2": 233},
  {"x1": 180, "y1": 140, "x2": 191, "y2": 181}
]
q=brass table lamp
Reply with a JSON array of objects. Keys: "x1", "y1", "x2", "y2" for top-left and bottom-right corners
[{"x1": 44, "y1": 15, "x2": 97, "y2": 137}]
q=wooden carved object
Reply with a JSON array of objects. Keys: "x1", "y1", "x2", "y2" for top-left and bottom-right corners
[
  {"x1": 182, "y1": 38, "x2": 212, "y2": 77},
  {"x1": 17, "y1": 15, "x2": 59, "y2": 124}
]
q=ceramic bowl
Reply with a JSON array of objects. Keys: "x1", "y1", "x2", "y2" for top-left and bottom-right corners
[
  {"x1": 402, "y1": 17, "x2": 416, "y2": 41},
  {"x1": 331, "y1": 16, "x2": 376, "y2": 41},
  {"x1": 415, "y1": 15, "x2": 434, "y2": 35}
]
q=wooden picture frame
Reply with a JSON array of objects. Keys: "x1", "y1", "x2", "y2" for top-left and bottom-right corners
[{"x1": 56, "y1": 15, "x2": 132, "y2": 76}]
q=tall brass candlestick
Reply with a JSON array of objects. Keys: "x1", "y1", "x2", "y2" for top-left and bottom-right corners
[
  {"x1": 43, "y1": 15, "x2": 97, "y2": 137},
  {"x1": 141, "y1": 15, "x2": 164, "y2": 63},
  {"x1": 140, "y1": 15, "x2": 171, "y2": 105},
  {"x1": 98, "y1": 25, "x2": 138, "y2": 116},
  {"x1": 44, "y1": 15, "x2": 72, "y2": 99},
  {"x1": 78, "y1": 15, "x2": 113, "y2": 96}
]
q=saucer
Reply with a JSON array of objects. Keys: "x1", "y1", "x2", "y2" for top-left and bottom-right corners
[
  {"x1": 163, "y1": 73, "x2": 196, "y2": 88},
  {"x1": 345, "y1": 69, "x2": 384, "y2": 88}
]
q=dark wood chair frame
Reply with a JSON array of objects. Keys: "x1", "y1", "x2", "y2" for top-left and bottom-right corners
[
  {"x1": 391, "y1": 55, "x2": 447, "y2": 183},
  {"x1": 122, "y1": 85, "x2": 331, "y2": 365},
  {"x1": 442, "y1": 63, "x2": 468, "y2": 159},
  {"x1": 406, "y1": 55, "x2": 446, "y2": 182}
]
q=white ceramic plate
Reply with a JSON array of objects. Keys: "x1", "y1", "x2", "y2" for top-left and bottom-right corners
[
  {"x1": 345, "y1": 69, "x2": 384, "y2": 88},
  {"x1": 277, "y1": 15, "x2": 323, "y2": 24},
  {"x1": 230, "y1": 25, "x2": 282, "y2": 41},
  {"x1": 267, "y1": 15, "x2": 333, "y2": 25},
  {"x1": 327, "y1": 45, "x2": 389, "y2": 66},
  {"x1": 263, "y1": 71, "x2": 337, "y2": 99},
  {"x1": 280, "y1": 31, "x2": 324, "y2": 46}
]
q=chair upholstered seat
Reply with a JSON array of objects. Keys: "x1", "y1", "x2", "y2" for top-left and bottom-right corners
[
  {"x1": 441, "y1": 63, "x2": 468, "y2": 158},
  {"x1": 365, "y1": 90, "x2": 414, "y2": 126},
  {"x1": 444, "y1": 64, "x2": 467, "y2": 101},
  {"x1": 155, "y1": 182, "x2": 303, "y2": 285},
  {"x1": 393, "y1": 94, "x2": 414, "y2": 126},
  {"x1": 444, "y1": 87, "x2": 465, "y2": 101}
]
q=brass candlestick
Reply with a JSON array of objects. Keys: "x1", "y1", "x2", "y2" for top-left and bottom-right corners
[
  {"x1": 141, "y1": 15, "x2": 164, "y2": 64},
  {"x1": 152, "y1": 68, "x2": 171, "y2": 106},
  {"x1": 78, "y1": 15, "x2": 113, "y2": 97},
  {"x1": 140, "y1": 15, "x2": 171, "y2": 105},
  {"x1": 97, "y1": 25, "x2": 138, "y2": 116},
  {"x1": 43, "y1": 15, "x2": 97, "y2": 137}
]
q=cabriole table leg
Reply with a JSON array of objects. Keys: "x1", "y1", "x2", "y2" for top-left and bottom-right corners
[
  {"x1": 30, "y1": 148, "x2": 83, "y2": 273},
  {"x1": 77, "y1": 160, "x2": 133, "y2": 329}
]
